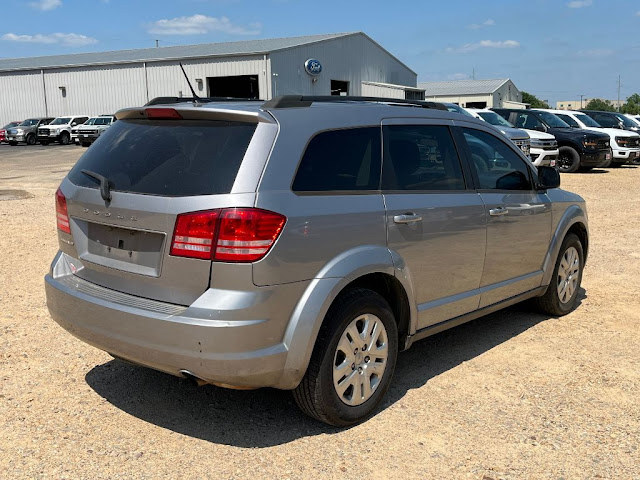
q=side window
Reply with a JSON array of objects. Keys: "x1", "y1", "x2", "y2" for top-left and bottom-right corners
[
  {"x1": 513, "y1": 112, "x2": 543, "y2": 130},
  {"x1": 292, "y1": 127, "x2": 381, "y2": 192},
  {"x1": 382, "y1": 125, "x2": 465, "y2": 191},
  {"x1": 462, "y1": 128, "x2": 532, "y2": 191},
  {"x1": 557, "y1": 114, "x2": 579, "y2": 128}
]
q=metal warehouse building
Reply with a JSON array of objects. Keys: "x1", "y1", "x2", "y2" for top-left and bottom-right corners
[
  {"x1": 0, "y1": 32, "x2": 420, "y2": 124},
  {"x1": 418, "y1": 78, "x2": 526, "y2": 109}
]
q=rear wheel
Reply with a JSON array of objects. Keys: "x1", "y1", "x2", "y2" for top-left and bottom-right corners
[
  {"x1": 533, "y1": 233, "x2": 584, "y2": 316},
  {"x1": 557, "y1": 146, "x2": 581, "y2": 173},
  {"x1": 293, "y1": 288, "x2": 398, "y2": 426},
  {"x1": 26, "y1": 134, "x2": 36, "y2": 145}
]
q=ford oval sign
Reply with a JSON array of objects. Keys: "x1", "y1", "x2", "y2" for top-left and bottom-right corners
[{"x1": 304, "y1": 58, "x2": 322, "y2": 76}]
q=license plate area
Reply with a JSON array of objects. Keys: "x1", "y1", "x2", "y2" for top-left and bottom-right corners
[{"x1": 76, "y1": 221, "x2": 166, "y2": 277}]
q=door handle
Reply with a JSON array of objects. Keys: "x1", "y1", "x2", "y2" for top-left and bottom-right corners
[
  {"x1": 489, "y1": 207, "x2": 509, "y2": 216},
  {"x1": 393, "y1": 213, "x2": 422, "y2": 224}
]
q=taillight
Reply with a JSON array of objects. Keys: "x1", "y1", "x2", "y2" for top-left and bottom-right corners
[
  {"x1": 55, "y1": 188, "x2": 70, "y2": 234},
  {"x1": 170, "y1": 208, "x2": 286, "y2": 263},
  {"x1": 215, "y1": 208, "x2": 286, "y2": 262},
  {"x1": 170, "y1": 210, "x2": 220, "y2": 260}
]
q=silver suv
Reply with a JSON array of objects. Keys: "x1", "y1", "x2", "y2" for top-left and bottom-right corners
[{"x1": 45, "y1": 96, "x2": 589, "y2": 426}]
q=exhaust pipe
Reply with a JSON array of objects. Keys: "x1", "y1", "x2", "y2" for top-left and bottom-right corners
[{"x1": 178, "y1": 369, "x2": 256, "y2": 390}]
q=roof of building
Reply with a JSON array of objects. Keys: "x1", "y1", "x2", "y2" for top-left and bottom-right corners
[
  {"x1": 0, "y1": 32, "x2": 356, "y2": 72},
  {"x1": 418, "y1": 78, "x2": 512, "y2": 96}
]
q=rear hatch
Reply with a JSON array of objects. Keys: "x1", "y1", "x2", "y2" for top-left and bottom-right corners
[{"x1": 58, "y1": 104, "x2": 274, "y2": 305}]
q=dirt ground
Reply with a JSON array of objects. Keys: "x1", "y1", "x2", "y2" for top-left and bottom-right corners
[{"x1": 1, "y1": 143, "x2": 639, "y2": 479}]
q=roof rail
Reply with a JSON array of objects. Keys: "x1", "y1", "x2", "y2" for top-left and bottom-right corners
[
  {"x1": 145, "y1": 96, "x2": 263, "y2": 106},
  {"x1": 261, "y1": 95, "x2": 448, "y2": 110}
]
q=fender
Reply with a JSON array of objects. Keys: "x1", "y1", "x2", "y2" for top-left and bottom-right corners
[
  {"x1": 278, "y1": 244, "x2": 415, "y2": 389},
  {"x1": 541, "y1": 202, "x2": 588, "y2": 287}
]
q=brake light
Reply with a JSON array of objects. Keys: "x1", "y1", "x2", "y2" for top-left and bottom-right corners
[
  {"x1": 170, "y1": 208, "x2": 286, "y2": 262},
  {"x1": 55, "y1": 188, "x2": 70, "y2": 234},
  {"x1": 170, "y1": 210, "x2": 220, "y2": 260},
  {"x1": 145, "y1": 108, "x2": 182, "y2": 119}
]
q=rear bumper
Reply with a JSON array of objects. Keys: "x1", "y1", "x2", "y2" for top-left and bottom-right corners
[{"x1": 45, "y1": 252, "x2": 310, "y2": 389}]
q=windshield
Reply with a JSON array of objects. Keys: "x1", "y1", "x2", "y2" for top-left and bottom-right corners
[
  {"x1": 556, "y1": 114, "x2": 580, "y2": 128},
  {"x1": 444, "y1": 103, "x2": 474, "y2": 117},
  {"x1": 20, "y1": 119, "x2": 39, "y2": 126},
  {"x1": 535, "y1": 111, "x2": 571, "y2": 128},
  {"x1": 3, "y1": 122, "x2": 20, "y2": 129},
  {"x1": 613, "y1": 113, "x2": 637, "y2": 128},
  {"x1": 477, "y1": 111, "x2": 514, "y2": 127},
  {"x1": 575, "y1": 113, "x2": 601, "y2": 127},
  {"x1": 95, "y1": 117, "x2": 111, "y2": 125},
  {"x1": 50, "y1": 117, "x2": 71, "y2": 125},
  {"x1": 83, "y1": 118, "x2": 98, "y2": 125}
]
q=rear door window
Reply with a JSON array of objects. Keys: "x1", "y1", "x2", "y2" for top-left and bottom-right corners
[
  {"x1": 68, "y1": 119, "x2": 257, "y2": 196},
  {"x1": 382, "y1": 125, "x2": 466, "y2": 191},
  {"x1": 292, "y1": 127, "x2": 381, "y2": 192}
]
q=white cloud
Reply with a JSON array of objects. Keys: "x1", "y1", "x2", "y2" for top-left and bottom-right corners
[
  {"x1": 446, "y1": 39, "x2": 520, "y2": 54},
  {"x1": 1, "y1": 32, "x2": 97, "y2": 46},
  {"x1": 28, "y1": 0, "x2": 62, "y2": 11},
  {"x1": 469, "y1": 19, "x2": 495, "y2": 29},
  {"x1": 567, "y1": 0, "x2": 592, "y2": 8},
  {"x1": 147, "y1": 14, "x2": 261, "y2": 35},
  {"x1": 577, "y1": 48, "x2": 614, "y2": 57}
]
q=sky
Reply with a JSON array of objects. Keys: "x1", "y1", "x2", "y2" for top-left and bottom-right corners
[{"x1": 1, "y1": 0, "x2": 639, "y2": 105}]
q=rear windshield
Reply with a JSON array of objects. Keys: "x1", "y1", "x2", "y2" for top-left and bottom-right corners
[{"x1": 68, "y1": 119, "x2": 257, "y2": 196}]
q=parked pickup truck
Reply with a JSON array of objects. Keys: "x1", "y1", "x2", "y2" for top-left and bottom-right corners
[
  {"x1": 6, "y1": 117, "x2": 55, "y2": 145},
  {"x1": 548, "y1": 109, "x2": 640, "y2": 166},
  {"x1": 38, "y1": 115, "x2": 89, "y2": 145},
  {"x1": 0, "y1": 121, "x2": 21, "y2": 143},
  {"x1": 492, "y1": 108, "x2": 611, "y2": 173},
  {"x1": 77, "y1": 115, "x2": 116, "y2": 147}
]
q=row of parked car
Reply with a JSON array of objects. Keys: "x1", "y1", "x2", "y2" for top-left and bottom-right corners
[
  {"x1": 444, "y1": 103, "x2": 640, "y2": 173},
  {"x1": 0, "y1": 114, "x2": 116, "y2": 147}
]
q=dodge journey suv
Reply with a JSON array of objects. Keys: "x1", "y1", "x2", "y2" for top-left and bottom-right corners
[{"x1": 46, "y1": 96, "x2": 588, "y2": 426}]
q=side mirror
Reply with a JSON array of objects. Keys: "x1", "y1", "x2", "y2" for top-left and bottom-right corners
[
  {"x1": 71, "y1": 122, "x2": 77, "y2": 126},
  {"x1": 534, "y1": 125, "x2": 546, "y2": 132},
  {"x1": 537, "y1": 166, "x2": 560, "y2": 190}
]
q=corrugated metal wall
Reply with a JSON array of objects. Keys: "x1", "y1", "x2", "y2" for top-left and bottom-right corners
[
  {"x1": 0, "y1": 71, "x2": 47, "y2": 124},
  {"x1": 146, "y1": 55, "x2": 267, "y2": 99},
  {"x1": 43, "y1": 63, "x2": 147, "y2": 117},
  {"x1": 269, "y1": 34, "x2": 416, "y2": 98},
  {"x1": 361, "y1": 83, "x2": 406, "y2": 99}
]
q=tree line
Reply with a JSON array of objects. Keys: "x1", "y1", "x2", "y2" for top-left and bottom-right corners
[{"x1": 522, "y1": 91, "x2": 640, "y2": 114}]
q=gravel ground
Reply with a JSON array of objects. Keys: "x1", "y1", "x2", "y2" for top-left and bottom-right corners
[{"x1": 1, "y1": 144, "x2": 639, "y2": 479}]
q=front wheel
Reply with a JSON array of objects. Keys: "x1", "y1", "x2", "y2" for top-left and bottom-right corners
[
  {"x1": 59, "y1": 132, "x2": 70, "y2": 145},
  {"x1": 557, "y1": 146, "x2": 581, "y2": 173},
  {"x1": 26, "y1": 134, "x2": 36, "y2": 145},
  {"x1": 293, "y1": 288, "x2": 398, "y2": 426},
  {"x1": 533, "y1": 233, "x2": 584, "y2": 316}
]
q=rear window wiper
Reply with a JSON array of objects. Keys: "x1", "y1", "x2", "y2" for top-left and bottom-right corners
[{"x1": 81, "y1": 169, "x2": 113, "y2": 203}]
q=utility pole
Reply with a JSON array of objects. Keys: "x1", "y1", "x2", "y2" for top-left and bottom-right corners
[
  {"x1": 617, "y1": 75, "x2": 621, "y2": 112},
  {"x1": 155, "y1": 39, "x2": 159, "y2": 48},
  {"x1": 579, "y1": 94, "x2": 585, "y2": 109},
  {"x1": 472, "y1": 67, "x2": 476, "y2": 80}
]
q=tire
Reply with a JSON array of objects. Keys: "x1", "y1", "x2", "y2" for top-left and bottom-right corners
[
  {"x1": 533, "y1": 233, "x2": 584, "y2": 316},
  {"x1": 557, "y1": 146, "x2": 581, "y2": 173},
  {"x1": 59, "y1": 132, "x2": 70, "y2": 145},
  {"x1": 40, "y1": 141, "x2": 49, "y2": 146},
  {"x1": 26, "y1": 134, "x2": 36, "y2": 145},
  {"x1": 8, "y1": 141, "x2": 17, "y2": 146},
  {"x1": 293, "y1": 288, "x2": 398, "y2": 426},
  {"x1": 81, "y1": 142, "x2": 90, "y2": 147}
]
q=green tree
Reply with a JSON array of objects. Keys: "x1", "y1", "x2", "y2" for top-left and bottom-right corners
[
  {"x1": 521, "y1": 91, "x2": 550, "y2": 108},
  {"x1": 622, "y1": 94, "x2": 640, "y2": 115},
  {"x1": 584, "y1": 98, "x2": 615, "y2": 111}
]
